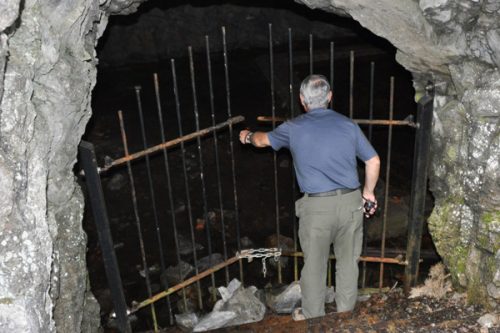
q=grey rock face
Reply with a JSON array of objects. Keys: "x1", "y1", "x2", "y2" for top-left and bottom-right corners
[
  {"x1": 197, "y1": 253, "x2": 223, "y2": 272},
  {"x1": 267, "y1": 281, "x2": 302, "y2": 314},
  {"x1": 164, "y1": 260, "x2": 194, "y2": 285},
  {"x1": 177, "y1": 234, "x2": 204, "y2": 256},
  {"x1": 103, "y1": 0, "x2": 148, "y2": 15},
  {"x1": 193, "y1": 280, "x2": 266, "y2": 331},
  {"x1": 0, "y1": 0, "x2": 110, "y2": 332},
  {"x1": 0, "y1": 0, "x2": 20, "y2": 31},
  {"x1": 97, "y1": 3, "x2": 356, "y2": 66},
  {"x1": 193, "y1": 311, "x2": 237, "y2": 332},
  {"x1": 222, "y1": 286, "x2": 266, "y2": 327},
  {"x1": 296, "y1": 0, "x2": 500, "y2": 309},
  {"x1": 175, "y1": 312, "x2": 199, "y2": 331}
]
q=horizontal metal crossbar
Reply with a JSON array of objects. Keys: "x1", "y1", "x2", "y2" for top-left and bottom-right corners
[
  {"x1": 281, "y1": 251, "x2": 411, "y2": 265},
  {"x1": 257, "y1": 115, "x2": 417, "y2": 128},
  {"x1": 98, "y1": 115, "x2": 245, "y2": 173},
  {"x1": 130, "y1": 256, "x2": 241, "y2": 314}
]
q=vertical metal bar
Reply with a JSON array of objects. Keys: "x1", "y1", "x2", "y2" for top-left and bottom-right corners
[
  {"x1": 117, "y1": 111, "x2": 158, "y2": 331},
  {"x1": 134, "y1": 86, "x2": 172, "y2": 324},
  {"x1": 349, "y1": 50, "x2": 354, "y2": 119},
  {"x1": 328, "y1": 40, "x2": 335, "y2": 284},
  {"x1": 309, "y1": 33, "x2": 313, "y2": 75},
  {"x1": 153, "y1": 73, "x2": 188, "y2": 311},
  {"x1": 206, "y1": 36, "x2": 230, "y2": 288},
  {"x1": 378, "y1": 77, "x2": 394, "y2": 290},
  {"x1": 188, "y1": 46, "x2": 217, "y2": 302},
  {"x1": 404, "y1": 94, "x2": 434, "y2": 294},
  {"x1": 368, "y1": 62, "x2": 375, "y2": 142},
  {"x1": 362, "y1": 61, "x2": 375, "y2": 289},
  {"x1": 222, "y1": 26, "x2": 243, "y2": 284},
  {"x1": 288, "y1": 28, "x2": 299, "y2": 282},
  {"x1": 170, "y1": 59, "x2": 203, "y2": 310},
  {"x1": 79, "y1": 141, "x2": 132, "y2": 333},
  {"x1": 269, "y1": 23, "x2": 282, "y2": 284},
  {"x1": 329, "y1": 41, "x2": 334, "y2": 110}
]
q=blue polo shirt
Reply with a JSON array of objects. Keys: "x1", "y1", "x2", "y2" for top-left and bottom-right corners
[{"x1": 267, "y1": 108, "x2": 377, "y2": 193}]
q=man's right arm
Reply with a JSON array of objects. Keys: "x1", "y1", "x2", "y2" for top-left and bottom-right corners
[{"x1": 239, "y1": 130, "x2": 271, "y2": 148}]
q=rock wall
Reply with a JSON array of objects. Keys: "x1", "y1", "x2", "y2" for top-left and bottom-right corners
[
  {"x1": 97, "y1": 1, "x2": 357, "y2": 66},
  {"x1": 295, "y1": 0, "x2": 500, "y2": 308},
  {"x1": 0, "y1": 0, "x2": 145, "y2": 332}
]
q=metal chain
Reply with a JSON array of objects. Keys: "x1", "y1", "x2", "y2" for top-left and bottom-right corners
[{"x1": 236, "y1": 248, "x2": 282, "y2": 277}]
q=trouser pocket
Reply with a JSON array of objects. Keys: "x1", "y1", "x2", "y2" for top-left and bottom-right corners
[{"x1": 295, "y1": 197, "x2": 304, "y2": 218}]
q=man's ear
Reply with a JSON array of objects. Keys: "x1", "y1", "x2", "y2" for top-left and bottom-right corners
[
  {"x1": 300, "y1": 94, "x2": 307, "y2": 111},
  {"x1": 327, "y1": 91, "x2": 333, "y2": 103}
]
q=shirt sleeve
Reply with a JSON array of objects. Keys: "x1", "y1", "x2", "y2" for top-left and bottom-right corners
[
  {"x1": 355, "y1": 124, "x2": 377, "y2": 161},
  {"x1": 267, "y1": 121, "x2": 291, "y2": 151}
]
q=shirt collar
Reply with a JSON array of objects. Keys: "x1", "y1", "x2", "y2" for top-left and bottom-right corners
[{"x1": 308, "y1": 107, "x2": 329, "y2": 113}]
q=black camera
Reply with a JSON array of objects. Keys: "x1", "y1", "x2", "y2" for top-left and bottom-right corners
[{"x1": 363, "y1": 200, "x2": 376, "y2": 218}]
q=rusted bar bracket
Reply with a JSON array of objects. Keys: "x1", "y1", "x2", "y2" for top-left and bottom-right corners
[
  {"x1": 257, "y1": 116, "x2": 416, "y2": 127},
  {"x1": 98, "y1": 115, "x2": 245, "y2": 173},
  {"x1": 281, "y1": 251, "x2": 408, "y2": 265},
  {"x1": 130, "y1": 256, "x2": 240, "y2": 314},
  {"x1": 404, "y1": 94, "x2": 434, "y2": 294}
]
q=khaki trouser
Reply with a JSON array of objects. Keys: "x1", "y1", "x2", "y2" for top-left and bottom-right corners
[{"x1": 295, "y1": 190, "x2": 363, "y2": 318}]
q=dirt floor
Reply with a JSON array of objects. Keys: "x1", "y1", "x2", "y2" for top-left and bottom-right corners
[{"x1": 155, "y1": 289, "x2": 493, "y2": 333}]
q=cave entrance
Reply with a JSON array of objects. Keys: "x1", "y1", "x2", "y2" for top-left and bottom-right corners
[{"x1": 80, "y1": 1, "x2": 436, "y2": 331}]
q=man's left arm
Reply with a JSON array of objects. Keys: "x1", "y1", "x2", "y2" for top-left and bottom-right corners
[
  {"x1": 239, "y1": 130, "x2": 271, "y2": 148},
  {"x1": 363, "y1": 155, "x2": 380, "y2": 216}
]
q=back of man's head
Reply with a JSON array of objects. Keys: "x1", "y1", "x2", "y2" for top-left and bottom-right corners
[{"x1": 300, "y1": 74, "x2": 331, "y2": 110}]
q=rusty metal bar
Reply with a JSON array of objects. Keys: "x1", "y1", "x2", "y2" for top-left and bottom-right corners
[
  {"x1": 368, "y1": 61, "x2": 375, "y2": 141},
  {"x1": 222, "y1": 26, "x2": 243, "y2": 284},
  {"x1": 328, "y1": 40, "x2": 335, "y2": 285},
  {"x1": 134, "y1": 86, "x2": 172, "y2": 325},
  {"x1": 98, "y1": 115, "x2": 244, "y2": 173},
  {"x1": 79, "y1": 141, "x2": 132, "y2": 333},
  {"x1": 329, "y1": 41, "x2": 334, "y2": 110},
  {"x1": 131, "y1": 255, "x2": 241, "y2": 314},
  {"x1": 288, "y1": 27, "x2": 299, "y2": 282},
  {"x1": 188, "y1": 46, "x2": 217, "y2": 303},
  {"x1": 355, "y1": 119, "x2": 415, "y2": 126},
  {"x1": 349, "y1": 50, "x2": 354, "y2": 119},
  {"x1": 171, "y1": 58, "x2": 203, "y2": 310},
  {"x1": 379, "y1": 77, "x2": 395, "y2": 290},
  {"x1": 281, "y1": 251, "x2": 407, "y2": 265},
  {"x1": 205, "y1": 36, "x2": 226, "y2": 300},
  {"x1": 404, "y1": 94, "x2": 434, "y2": 294},
  {"x1": 362, "y1": 62, "x2": 376, "y2": 290},
  {"x1": 309, "y1": 33, "x2": 313, "y2": 75},
  {"x1": 117, "y1": 110, "x2": 158, "y2": 332},
  {"x1": 364, "y1": 246, "x2": 438, "y2": 260},
  {"x1": 257, "y1": 116, "x2": 416, "y2": 127},
  {"x1": 152, "y1": 72, "x2": 188, "y2": 311},
  {"x1": 269, "y1": 23, "x2": 282, "y2": 284}
]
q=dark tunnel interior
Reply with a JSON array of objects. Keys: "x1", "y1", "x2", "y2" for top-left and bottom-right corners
[{"x1": 81, "y1": 1, "x2": 438, "y2": 330}]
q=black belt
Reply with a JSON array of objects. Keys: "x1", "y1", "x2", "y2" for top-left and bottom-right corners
[{"x1": 308, "y1": 188, "x2": 357, "y2": 197}]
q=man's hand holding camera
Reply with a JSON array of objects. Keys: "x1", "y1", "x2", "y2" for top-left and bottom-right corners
[{"x1": 362, "y1": 191, "x2": 378, "y2": 219}]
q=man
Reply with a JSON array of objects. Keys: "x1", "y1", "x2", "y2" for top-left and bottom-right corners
[{"x1": 239, "y1": 74, "x2": 380, "y2": 320}]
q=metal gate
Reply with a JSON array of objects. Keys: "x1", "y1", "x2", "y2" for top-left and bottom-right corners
[{"x1": 79, "y1": 25, "x2": 433, "y2": 332}]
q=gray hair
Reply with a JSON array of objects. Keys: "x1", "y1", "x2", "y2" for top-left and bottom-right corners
[{"x1": 300, "y1": 74, "x2": 331, "y2": 110}]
